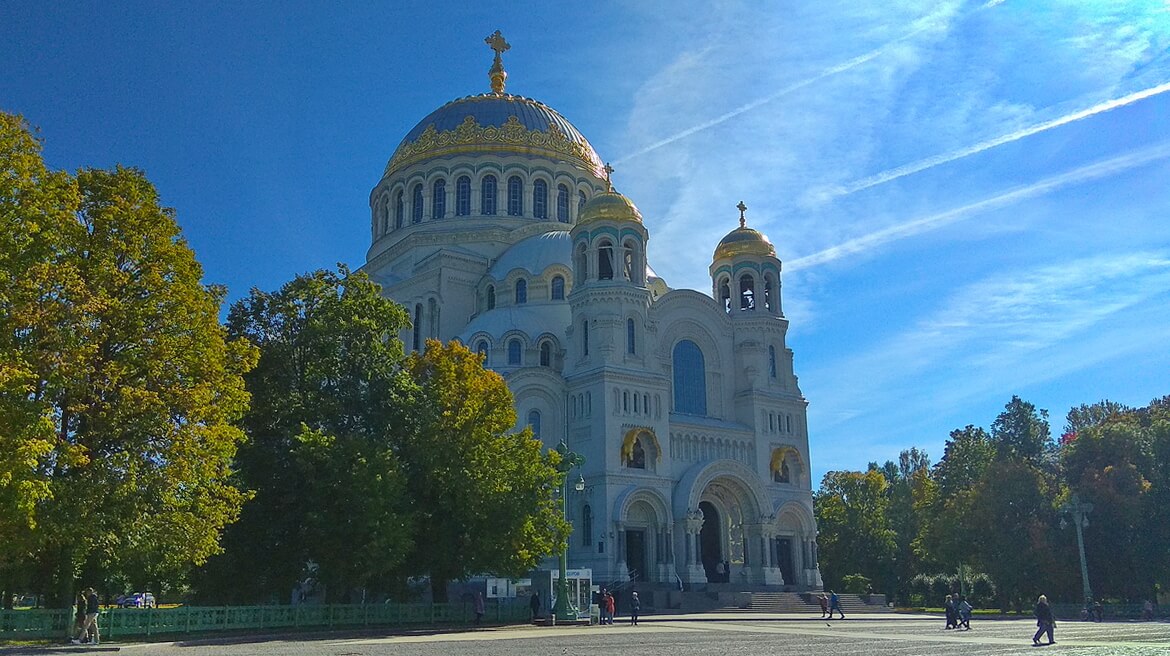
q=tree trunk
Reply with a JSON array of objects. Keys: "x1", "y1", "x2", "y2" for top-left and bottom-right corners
[{"x1": 55, "y1": 545, "x2": 75, "y2": 610}]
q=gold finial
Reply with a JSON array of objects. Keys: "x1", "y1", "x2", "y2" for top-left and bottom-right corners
[
  {"x1": 485, "y1": 30, "x2": 510, "y2": 95},
  {"x1": 736, "y1": 200, "x2": 747, "y2": 228},
  {"x1": 603, "y1": 162, "x2": 615, "y2": 191}
]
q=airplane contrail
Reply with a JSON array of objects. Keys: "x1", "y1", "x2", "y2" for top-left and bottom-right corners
[
  {"x1": 787, "y1": 141, "x2": 1170, "y2": 272},
  {"x1": 612, "y1": 8, "x2": 969, "y2": 166},
  {"x1": 615, "y1": 3, "x2": 1011, "y2": 166},
  {"x1": 832, "y1": 81, "x2": 1170, "y2": 198}
]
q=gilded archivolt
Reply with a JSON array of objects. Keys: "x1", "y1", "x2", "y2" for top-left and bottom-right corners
[{"x1": 384, "y1": 115, "x2": 605, "y2": 178}]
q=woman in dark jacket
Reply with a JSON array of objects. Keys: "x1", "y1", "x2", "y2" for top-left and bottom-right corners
[{"x1": 1033, "y1": 594, "x2": 1055, "y2": 645}]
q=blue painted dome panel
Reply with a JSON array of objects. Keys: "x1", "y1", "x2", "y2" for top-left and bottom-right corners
[{"x1": 400, "y1": 94, "x2": 595, "y2": 153}]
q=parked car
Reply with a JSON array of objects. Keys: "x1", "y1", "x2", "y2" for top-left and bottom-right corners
[{"x1": 120, "y1": 592, "x2": 156, "y2": 608}]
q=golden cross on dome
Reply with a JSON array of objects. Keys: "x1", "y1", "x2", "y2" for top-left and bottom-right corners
[
  {"x1": 736, "y1": 200, "x2": 747, "y2": 228},
  {"x1": 485, "y1": 30, "x2": 510, "y2": 95},
  {"x1": 603, "y1": 162, "x2": 615, "y2": 190}
]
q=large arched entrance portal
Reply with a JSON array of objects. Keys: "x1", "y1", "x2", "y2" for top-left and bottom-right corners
[{"x1": 698, "y1": 501, "x2": 722, "y2": 582}]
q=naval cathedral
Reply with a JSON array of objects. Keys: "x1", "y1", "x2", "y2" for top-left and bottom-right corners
[{"x1": 362, "y1": 33, "x2": 822, "y2": 592}]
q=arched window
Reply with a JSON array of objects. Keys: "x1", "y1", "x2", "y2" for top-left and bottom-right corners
[
  {"x1": 764, "y1": 273, "x2": 776, "y2": 313},
  {"x1": 515, "y1": 278, "x2": 527, "y2": 304},
  {"x1": 412, "y1": 303, "x2": 422, "y2": 351},
  {"x1": 582, "y1": 320, "x2": 589, "y2": 356},
  {"x1": 540, "y1": 341, "x2": 551, "y2": 366},
  {"x1": 507, "y1": 175, "x2": 523, "y2": 216},
  {"x1": 476, "y1": 340, "x2": 489, "y2": 361},
  {"x1": 551, "y1": 275, "x2": 565, "y2": 300},
  {"x1": 486, "y1": 285, "x2": 496, "y2": 310},
  {"x1": 627, "y1": 318, "x2": 636, "y2": 355},
  {"x1": 769, "y1": 345, "x2": 777, "y2": 379},
  {"x1": 623, "y1": 239, "x2": 638, "y2": 282},
  {"x1": 672, "y1": 340, "x2": 707, "y2": 415},
  {"x1": 528, "y1": 410, "x2": 541, "y2": 439},
  {"x1": 598, "y1": 240, "x2": 614, "y2": 280},
  {"x1": 456, "y1": 176, "x2": 471, "y2": 216},
  {"x1": 628, "y1": 439, "x2": 646, "y2": 469},
  {"x1": 431, "y1": 179, "x2": 446, "y2": 219},
  {"x1": 578, "y1": 190, "x2": 587, "y2": 216},
  {"x1": 575, "y1": 243, "x2": 588, "y2": 281},
  {"x1": 739, "y1": 274, "x2": 755, "y2": 310},
  {"x1": 557, "y1": 184, "x2": 570, "y2": 222},
  {"x1": 481, "y1": 175, "x2": 497, "y2": 215},
  {"x1": 395, "y1": 190, "x2": 404, "y2": 229},
  {"x1": 533, "y1": 179, "x2": 548, "y2": 219},
  {"x1": 581, "y1": 504, "x2": 592, "y2": 546},
  {"x1": 411, "y1": 184, "x2": 424, "y2": 223},
  {"x1": 719, "y1": 279, "x2": 732, "y2": 313},
  {"x1": 507, "y1": 338, "x2": 522, "y2": 365}
]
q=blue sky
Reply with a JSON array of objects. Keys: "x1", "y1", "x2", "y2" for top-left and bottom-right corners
[{"x1": 4, "y1": 1, "x2": 1168, "y2": 483}]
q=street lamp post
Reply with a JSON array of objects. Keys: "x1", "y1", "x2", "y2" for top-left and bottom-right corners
[
  {"x1": 1059, "y1": 493, "x2": 1094, "y2": 606},
  {"x1": 551, "y1": 441, "x2": 585, "y2": 623}
]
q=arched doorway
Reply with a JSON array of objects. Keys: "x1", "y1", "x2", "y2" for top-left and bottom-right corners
[{"x1": 699, "y1": 501, "x2": 723, "y2": 582}]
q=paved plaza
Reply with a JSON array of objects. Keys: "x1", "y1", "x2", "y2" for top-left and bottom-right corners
[{"x1": 8, "y1": 612, "x2": 1166, "y2": 656}]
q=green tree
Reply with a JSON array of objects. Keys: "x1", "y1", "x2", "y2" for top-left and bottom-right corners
[
  {"x1": 198, "y1": 267, "x2": 416, "y2": 603},
  {"x1": 403, "y1": 339, "x2": 566, "y2": 601},
  {"x1": 1, "y1": 112, "x2": 257, "y2": 606},
  {"x1": 914, "y1": 426, "x2": 993, "y2": 571},
  {"x1": 1062, "y1": 397, "x2": 1167, "y2": 600},
  {"x1": 991, "y1": 395, "x2": 1053, "y2": 464},
  {"x1": 871, "y1": 448, "x2": 930, "y2": 604},
  {"x1": 814, "y1": 469, "x2": 896, "y2": 591}
]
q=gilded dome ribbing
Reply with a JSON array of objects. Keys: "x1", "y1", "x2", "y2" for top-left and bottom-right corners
[{"x1": 577, "y1": 189, "x2": 643, "y2": 225}]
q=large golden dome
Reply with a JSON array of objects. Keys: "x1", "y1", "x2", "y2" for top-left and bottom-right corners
[{"x1": 577, "y1": 188, "x2": 643, "y2": 225}]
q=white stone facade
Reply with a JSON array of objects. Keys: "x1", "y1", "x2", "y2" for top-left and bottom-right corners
[{"x1": 363, "y1": 85, "x2": 821, "y2": 590}]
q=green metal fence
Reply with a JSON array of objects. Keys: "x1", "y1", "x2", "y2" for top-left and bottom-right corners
[{"x1": 1, "y1": 600, "x2": 531, "y2": 642}]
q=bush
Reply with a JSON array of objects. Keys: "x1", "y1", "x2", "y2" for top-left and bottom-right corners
[
  {"x1": 841, "y1": 574, "x2": 871, "y2": 594},
  {"x1": 968, "y1": 573, "x2": 996, "y2": 608}
]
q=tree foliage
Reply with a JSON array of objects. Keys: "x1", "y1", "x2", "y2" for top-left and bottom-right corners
[
  {"x1": 819, "y1": 394, "x2": 1170, "y2": 607},
  {"x1": 198, "y1": 268, "x2": 416, "y2": 603},
  {"x1": 0, "y1": 113, "x2": 258, "y2": 606},
  {"x1": 403, "y1": 339, "x2": 566, "y2": 601},
  {"x1": 813, "y1": 469, "x2": 896, "y2": 591}
]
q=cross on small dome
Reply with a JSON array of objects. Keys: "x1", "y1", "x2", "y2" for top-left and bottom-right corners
[{"x1": 736, "y1": 200, "x2": 747, "y2": 228}]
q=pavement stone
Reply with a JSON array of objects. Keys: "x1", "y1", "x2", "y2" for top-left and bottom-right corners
[{"x1": 5, "y1": 613, "x2": 1166, "y2": 656}]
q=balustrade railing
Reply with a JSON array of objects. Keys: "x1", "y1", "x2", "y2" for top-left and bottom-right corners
[{"x1": 0, "y1": 599, "x2": 530, "y2": 642}]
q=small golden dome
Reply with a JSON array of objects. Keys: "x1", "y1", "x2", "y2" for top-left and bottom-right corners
[
  {"x1": 578, "y1": 189, "x2": 643, "y2": 225},
  {"x1": 713, "y1": 201, "x2": 775, "y2": 260}
]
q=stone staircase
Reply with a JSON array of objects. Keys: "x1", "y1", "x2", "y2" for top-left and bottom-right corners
[{"x1": 705, "y1": 592, "x2": 892, "y2": 614}]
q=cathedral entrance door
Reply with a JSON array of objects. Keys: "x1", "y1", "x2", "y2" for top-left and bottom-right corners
[
  {"x1": 625, "y1": 529, "x2": 646, "y2": 581},
  {"x1": 776, "y1": 538, "x2": 795, "y2": 585},
  {"x1": 699, "y1": 501, "x2": 723, "y2": 582}
]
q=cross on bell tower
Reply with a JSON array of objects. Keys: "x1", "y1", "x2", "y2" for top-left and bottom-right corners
[{"x1": 736, "y1": 200, "x2": 748, "y2": 228}]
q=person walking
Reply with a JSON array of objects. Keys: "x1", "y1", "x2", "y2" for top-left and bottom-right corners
[
  {"x1": 604, "y1": 590, "x2": 616, "y2": 625},
  {"x1": 473, "y1": 592, "x2": 485, "y2": 626},
  {"x1": 1033, "y1": 594, "x2": 1055, "y2": 645},
  {"x1": 828, "y1": 590, "x2": 844, "y2": 619},
  {"x1": 958, "y1": 597, "x2": 973, "y2": 630},
  {"x1": 818, "y1": 593, "x2": 829, "y2": 618},
  {"x1": 629, "y1": 591, "x2": 641, "y2": 625},
  {"x1": 71, "y1": 587, "x2": 100, "y2": 646},
  {"x1": 73, "y1": 592, "x2": 88, "y2": 643},
  {"x1": 945, "y1": 593, "x2": 956, "y2": 629}
]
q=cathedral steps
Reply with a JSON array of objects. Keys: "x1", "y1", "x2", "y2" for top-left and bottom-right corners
[{"x1": 699, "y1": 592, "x2": 893, "y2": 614}]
